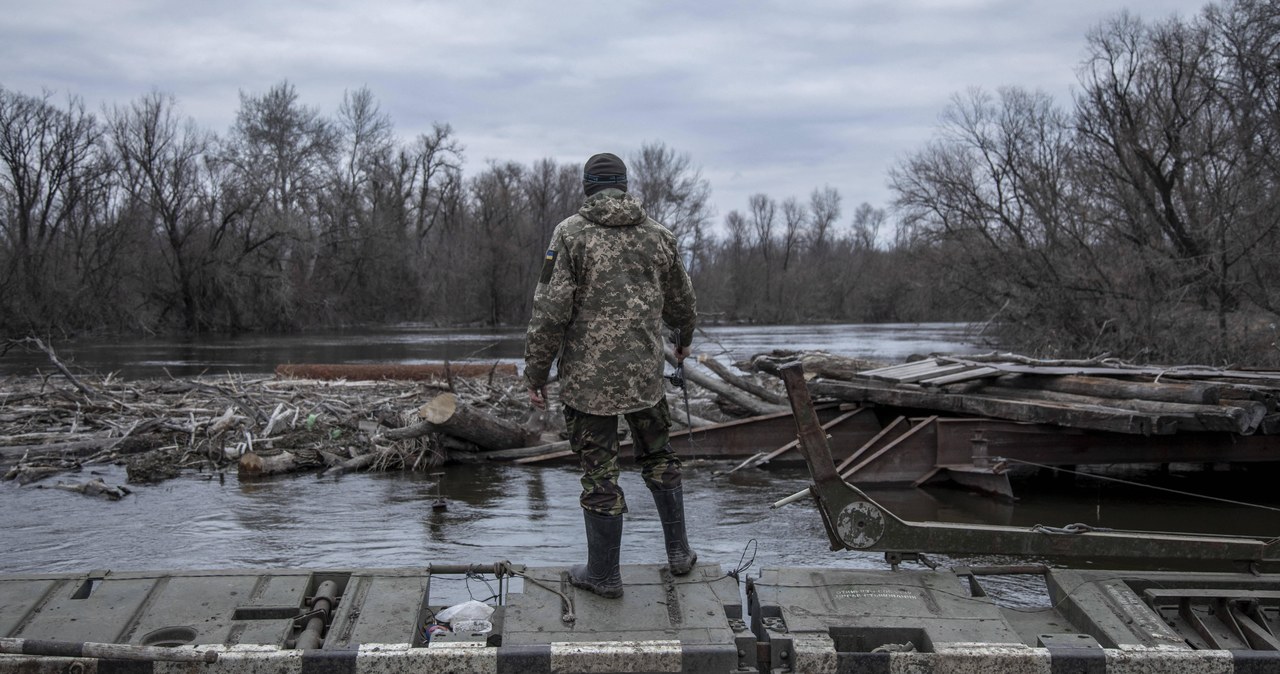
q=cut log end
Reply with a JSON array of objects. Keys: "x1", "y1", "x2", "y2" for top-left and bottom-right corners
[{"x1": 418, "y1": 393, "x2": 458, "y2": 424}]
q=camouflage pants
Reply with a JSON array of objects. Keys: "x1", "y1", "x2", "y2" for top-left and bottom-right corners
[{"x1": 563, "y1": 399, "x2": 683, "y2": 516}]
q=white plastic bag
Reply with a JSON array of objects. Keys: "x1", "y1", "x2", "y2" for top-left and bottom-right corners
[{"x1": 436, "y1": 599, "x2": 494, "y2": 623}]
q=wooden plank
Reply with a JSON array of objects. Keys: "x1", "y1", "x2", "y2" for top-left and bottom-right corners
[
  {"x1": 896, "y1": 363, "x2": 976, "y2": 384},
  {"x1": 861, "y1": 360, "x2": 946, "y2": 382},
  {"x1": 920, "y1": 366, "x2": 1001, "y2": 386},
  {"x1": 810, "y1": 379, "x2": 1172, "y2": 435},
  {"x1": 859, "y1": 359, "x2": 941, "y2": 378}
]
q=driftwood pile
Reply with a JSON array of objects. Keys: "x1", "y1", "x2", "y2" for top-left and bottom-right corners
[
  {"x1": 0, "y1": 346, "x2": 811, "y2": 494},
  {"x1": 803, "y1": 353, "x2": 1280, "y2": 436}
]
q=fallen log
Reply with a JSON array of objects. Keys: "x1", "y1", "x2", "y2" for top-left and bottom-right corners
[
  {"x1": 5, "y1": 465, "x2": 70, "y2": 484},
  {"x1": 972, "y1": 384, "x2": 1267, "y2": 434},
  {"x1": 697, "y1": 357, "x2": 787, "y2": 405},
  {"x1": 275, "y1": 362, "x2": 516, "y2": 381},
  {"x1": 742, "y1": 350, "x2": 881, "y2": 381},
  {"x1": 238, "y1": 449, "x2": 323, "y2": 477},
  {"x1": 45, "y1": 478, "x2": 131, "y2": 500},
  {"x1": 11, "y1": 337, "x2": 98, "y2": 400},
  {"x1": 664, "y1": 394, "x2": 718, "y2": 429},
  {"x1": 418, "y1": 393, "x2": 532, "y2": 450},
  {"x1": 984, "y1": 373, "x2": 1222, "y2": 405},
  {"x1": 809, "y1": 378, "x2": 1176, "y2": 435},
  {"x1": 382, "y1": 420, "x2": 440, "y2": 441},
  {"x1": 321, "y1": 449, "x2": 384, "y2": 477},
  {"x1": 1215, "y1": 382, "x2": 1279, "y2": 412},
  {"x1": 665, "y1": 353, "x2": 788, "y2": 417}
]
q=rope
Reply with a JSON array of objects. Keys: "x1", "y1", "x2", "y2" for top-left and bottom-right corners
[
  {"x1": 998, "y1": 457, "x2": 1280, "y2": 513},
  {"x1": 494, "y1": 562, "x2": 576, "y2": 625}
]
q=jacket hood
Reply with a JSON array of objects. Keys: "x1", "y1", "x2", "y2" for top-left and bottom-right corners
[{"x1": 578, "y1": 189, "x2": 646, "y2": 227}]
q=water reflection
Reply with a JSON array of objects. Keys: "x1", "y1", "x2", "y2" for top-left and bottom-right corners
[
  {"x1": 525, "y1": 469, "x2": 549, "y2": 522},
  {"x1": 3, "y1": 453, "x2": 1276, "y2": 611},
  {"x1": 0, "y1": 322, "x2": 985, "y2": 379}
]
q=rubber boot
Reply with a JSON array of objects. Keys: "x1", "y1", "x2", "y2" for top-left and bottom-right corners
[
  {"x1": 651, "y1": 486, "x2": 697, "y2": 575},
  {"x1": 568, "y1": 510, "x2": 624, "y2": 598}
]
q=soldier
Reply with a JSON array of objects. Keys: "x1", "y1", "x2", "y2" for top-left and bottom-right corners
[{"x1": 524, "y1": 152, "x2": 698, "y2": 599}]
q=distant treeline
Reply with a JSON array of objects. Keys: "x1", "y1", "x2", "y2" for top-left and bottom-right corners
[
  {"x1": 0, "y1": 86, "x2": 952, "y2": 339},
  {"x1": 3, "y1": 0, "x2": 1279, "y2": 367}
]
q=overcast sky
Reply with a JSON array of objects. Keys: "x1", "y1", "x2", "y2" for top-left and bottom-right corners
[{"x1": 1, "y1": 0, "x2": 1210, "y2": 226}]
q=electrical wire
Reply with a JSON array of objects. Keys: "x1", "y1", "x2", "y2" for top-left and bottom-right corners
[
  {"x1": 465, "y1": 570, "x2": 500, "y2": 603},
  {"x1": 998, "y1": 457, "x2": 1280, "y2": 514},
  {"x1": 727, "y1": 539, "x2": 758, "y2": 581}
]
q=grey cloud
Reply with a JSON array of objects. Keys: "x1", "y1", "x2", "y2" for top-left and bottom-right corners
[{"x1": 0, "y1": 0, "x2": 1210, "y2": 222}]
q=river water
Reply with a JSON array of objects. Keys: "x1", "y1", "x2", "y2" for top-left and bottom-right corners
[
  {"x1": 2, "y1": 323, "x2": 1277, "y2": 605},
  {"x1": 0, "y1": 322, "x2": 980, "y2": 379}
]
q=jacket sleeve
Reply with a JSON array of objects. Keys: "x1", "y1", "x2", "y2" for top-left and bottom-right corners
[
  {"x1": 524, "y1": 226, "x2": 576, "y2": 388},
  {"x1": 661, "y1": 237, "x2": 697, "y2": 348}
]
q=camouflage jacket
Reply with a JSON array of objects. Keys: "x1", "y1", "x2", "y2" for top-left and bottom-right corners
[{"x1": 524, "y1": 189, "x2": 697, "y2": 415}]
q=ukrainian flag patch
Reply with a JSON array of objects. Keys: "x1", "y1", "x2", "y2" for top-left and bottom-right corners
[{"x1": 540, "y1": 249, "x2": 557, "y2": 283}]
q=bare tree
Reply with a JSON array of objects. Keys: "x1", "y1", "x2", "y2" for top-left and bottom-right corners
[
  {"x1": 0, "y1": 88, "x2": 105, "y2": 330},
  {"x1": 108, "y1": 92, "x2": 213, "y2": 331},
  {"x1": 219, "y1": 80, "x2": 339, "y2": 326},
  {"x1": 807, "y1": 186, "x2": 841, "y2": 252},
  {"x1": 627, "y1": 141, "x2": 713, "y2": 249},
  {"x1": 849, "y1": 202, "x2": 885, "y2": 251},
  {"x1": 467, "y1": 161, "x2": 529, "y2": 325},
  {"x1": 403, "y1": 124, "x2": 464, "y2": 244},
  {"x1": 1075, "y1": 11, "x2": 1262, "y2": 359},
  {"x1": 780, "y1": 196, "x2": 805, "y2": 271},
  {"x1": 891, "y1": 85, "x2": 1093, "y2": 354}
]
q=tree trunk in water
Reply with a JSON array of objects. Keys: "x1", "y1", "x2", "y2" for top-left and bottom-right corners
[
  {"x1": 417, "y1": 393, "x2": 532, "y2": 450},
  {"x1": 239, "y1": 450, "x2": 304, "y2": 477}
]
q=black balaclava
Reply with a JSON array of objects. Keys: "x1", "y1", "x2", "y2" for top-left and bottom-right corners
[{"x1": 583, "y1": 153, "x2": 628, "y2": 196}]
